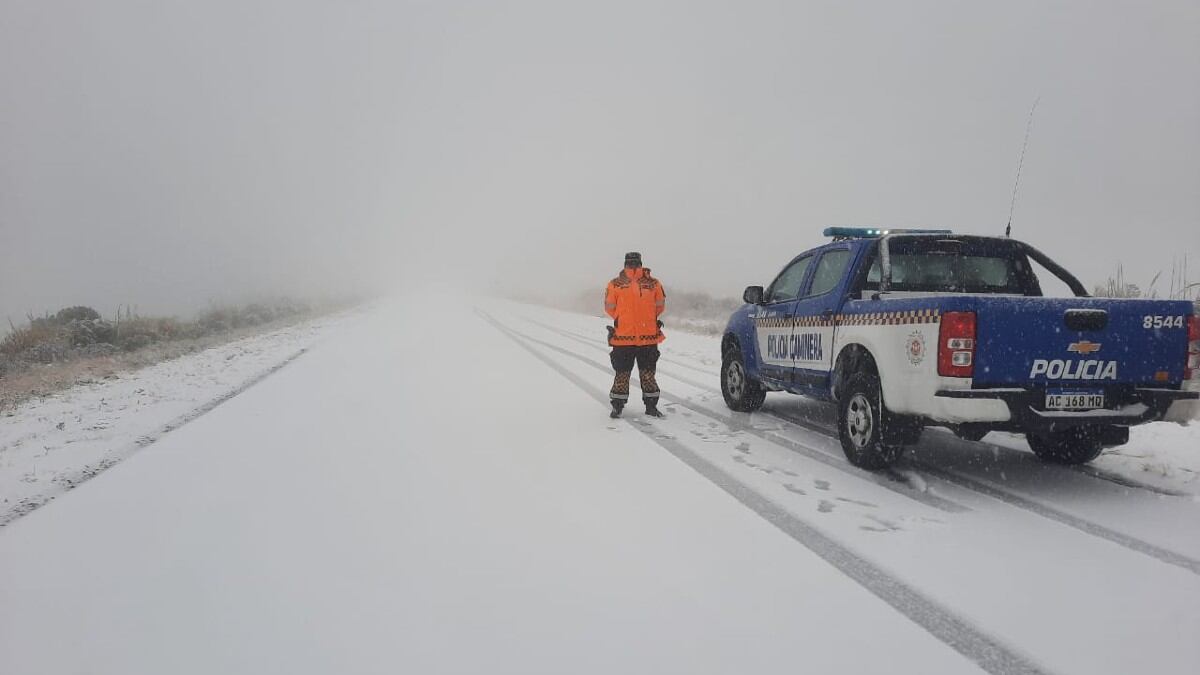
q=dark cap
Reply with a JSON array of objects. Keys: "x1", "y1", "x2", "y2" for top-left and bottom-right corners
[{"x1": 624, "y1": 251, "x2": 643, "y2": 267}]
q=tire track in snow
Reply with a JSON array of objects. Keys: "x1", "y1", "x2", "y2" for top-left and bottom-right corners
[
  {"x1": 503, "y1": 319, "x2": 966, "y2": 513},
  {"x1": 525, "y1": 309, "x2": 1189, "y2": 498},
  {"x1": 762, "y1": 406, "x2": 1200, "y2": 577},
  {"x1": 520, "y1": 314, "x2": 716, "y2": 378},
  {"x1": 515, "y1": 315, "x2": 959, "y2": 505},
  {"x1": 479, "y1": 308, "x2": 1050, "y2": 675},
  {"x1": 518, "y1": 311, "x2": 1200, "y2": 577}
]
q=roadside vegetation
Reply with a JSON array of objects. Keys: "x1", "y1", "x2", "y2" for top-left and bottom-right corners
[
  {"x1": 0, "y1": 299, "x2": 338, "y2": 409},
  {"x1": 1092, "y1": 257, "x2": 1200, "y2": 310}
]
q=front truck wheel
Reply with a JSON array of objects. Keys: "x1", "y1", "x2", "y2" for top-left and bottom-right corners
[
  {"x1": 838, "y1": 372, "x2": 909, "y2": 469},
  {"x1": 1026, "y1": 425, "x2": 1123, "y2": 464},
  {"x1": 721, "y1": 347, "x2": 766, "y2": 412}
]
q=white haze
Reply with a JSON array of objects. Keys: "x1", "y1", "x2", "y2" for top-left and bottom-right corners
[{"x1": 2, "y1": 0, "x2": 1198, "y2": 321}]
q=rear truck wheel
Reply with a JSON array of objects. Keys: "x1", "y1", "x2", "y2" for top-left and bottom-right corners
[
  {"x1": 838, "y1": 372, "x2": 908, "y2": 469},
  {"x1": 721, "y1": 347, "x2": 766, "y2": 412},
  {"x1": 1026, "y1": 427, "x2": 1106, "y2": 465}
]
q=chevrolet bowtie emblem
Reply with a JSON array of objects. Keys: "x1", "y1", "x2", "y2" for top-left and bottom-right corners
[{"x1": 1068, "y1": 341, "x2": 1102, "y2": 355}]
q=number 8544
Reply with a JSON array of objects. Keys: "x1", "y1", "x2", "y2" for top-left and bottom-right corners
[{"x1": 1143, "y1": 315, "x2": 1185, "y2": 329}]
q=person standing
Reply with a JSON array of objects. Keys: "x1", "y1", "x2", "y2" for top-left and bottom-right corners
[{"x1": 604, "y1": 252, "x2": 666, "y2": 418}]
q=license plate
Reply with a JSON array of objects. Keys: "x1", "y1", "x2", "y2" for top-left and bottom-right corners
[{"x1": 1045, "y1": 392, "x2": 1105, "y2": 410}]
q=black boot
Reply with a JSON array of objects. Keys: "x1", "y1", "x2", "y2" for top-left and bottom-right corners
[
  {"x1": 610, "y1": 400, "x2": 624, "y2": 418},
  {"x1": 644, "y1": 399, "x2": 664, "y2": 418}
]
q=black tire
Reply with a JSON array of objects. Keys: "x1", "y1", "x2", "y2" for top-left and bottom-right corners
[
  {"x1": 1026, "y1": 427, "x2": 1105, "y2": 465},
  {"x1": 838, "y1": 372, "x2": 907, "y2": 469},
  {"x1": 721, "y1": 346, "x2": 766, "y2": 412}
]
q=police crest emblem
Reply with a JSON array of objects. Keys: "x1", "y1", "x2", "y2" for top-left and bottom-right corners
[{"x1": 906, "y1": 331, "x2": 926, "y2": 365}]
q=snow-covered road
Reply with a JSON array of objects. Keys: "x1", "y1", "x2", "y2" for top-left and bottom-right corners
[{"x1": 2, "y1": 297, "x2": 1198, "y2": 674}]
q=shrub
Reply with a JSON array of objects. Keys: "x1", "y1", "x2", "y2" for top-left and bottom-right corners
[
  {"x1": 2, "y1": 298, "x2": 315, "y2": 362},
  {"x1": 76, "y1": 343, "x2": 117, "y2": 358},
  {"x1": 55, "y1": 306, "x2": 101, "y2": 323},
  {"x1": 65, "y1": 318, "x2": 116, "y2": 347},
  {"x1": 239, "y1": 303, "x2": 275, "y2": 326},
  {"x1": 197, "y1": 308, "x2": 231, "y2": 335},
  {"x1": 23, "y1": 342, "x2": 69, "y2": 363},
  {"x1": 1, "y1": 321, "x2": 64, "y2": 356},
  {"x1": 115, "y1": 316, "x2": 181, "y2": 350},
  {"x1": 118, "y1": 333, "x2": 155, "y2": 352}
]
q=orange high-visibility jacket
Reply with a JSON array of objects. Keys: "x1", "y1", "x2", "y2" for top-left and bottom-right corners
[{"x1": 604, "y1": 267, "x2": 666, "y2": 346}]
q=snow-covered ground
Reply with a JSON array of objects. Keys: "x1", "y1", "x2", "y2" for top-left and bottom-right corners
[
  {"x1": 0, "y1": 310, "x2": 360, "y2": 525},
  {"x1": 2, "y1": 295, "x2": 1198, "y2": 674}
]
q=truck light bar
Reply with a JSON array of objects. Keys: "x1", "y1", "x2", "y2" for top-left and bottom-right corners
[{"x1": 823, "y1": 227, "x2": 953, "y2": 239}]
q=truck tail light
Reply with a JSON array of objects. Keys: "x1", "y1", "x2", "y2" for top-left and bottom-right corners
[
  {"x1": 1187, "y1": 315, "x2": 1200, "y2": 380},
  {"x1": 938, "y1": 311, "x2": 976, "y2": 378}
]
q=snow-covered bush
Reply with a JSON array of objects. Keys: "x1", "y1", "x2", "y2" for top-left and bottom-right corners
[
  {"x1": 65, "y1": 318, "x2": 116, "y2": 347},
  {"x1": 76, "y1": 343, "x2": 117, "y2": 358},
  {"x1": 23, "y1": 342, "x2": 70, "y2": 364},
  {"x1": 55, "y1": 306, "x2": 101, "y2": 323}
]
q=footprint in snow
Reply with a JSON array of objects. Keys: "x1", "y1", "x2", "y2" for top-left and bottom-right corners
[
  {"x1": 783, "y1": 483, "x2": 807, "y2": 496},
  {"x1": 813, "y1": 479, "x2": 831, "y2": 491},
  {"x1": 734, "y1": 442, "x2": 751, "y2": 454},
  {"x1": 861, "y1": 514, "x2": 902, "y2": 532},
  {"x1": 836, "y1": 497, "x2": 878, "y2": 508},
  {"x1": 900, "y1": 515, "x2": 946, "y2": 526},
  {"x1": 817, "y1": 500, "x2": 835, "y2": 513}
]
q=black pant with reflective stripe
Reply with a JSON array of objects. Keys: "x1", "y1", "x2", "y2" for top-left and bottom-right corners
[{"x1": 610, "y1": 345, "x2": 660, "y2": 406}]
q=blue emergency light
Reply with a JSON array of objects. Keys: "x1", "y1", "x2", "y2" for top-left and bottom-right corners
[{"x1": 823, "y1": 227, "x2": 953, "y2": 239}]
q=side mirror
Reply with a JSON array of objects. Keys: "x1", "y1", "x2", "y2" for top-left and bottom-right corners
[{"x1": 743, "y1": 285, "x2": 764, "y2": 305}]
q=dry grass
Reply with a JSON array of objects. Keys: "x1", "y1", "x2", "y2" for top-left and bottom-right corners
[
  {"x1": 1095, "y1": 257, "x2": 1200, "y2": 310},
  {"x1": 1, "y1": 299, "x2": 320, "y2": 384},
  {"x1": 0, "y1": 301, "x2": 339, "y2": 411},
  {"x1": 1, "y1": 320, "x2": 63, "y2": 356}
]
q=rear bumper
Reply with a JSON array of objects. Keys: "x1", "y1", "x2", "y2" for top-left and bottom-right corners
[{"x1": 934, "y1": 387, "x2": 1199, "y2": 432}]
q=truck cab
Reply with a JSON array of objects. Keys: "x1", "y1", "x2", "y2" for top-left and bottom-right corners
[{"x1": 721, "y1": 228, "x2": 1200, "y2": 469}]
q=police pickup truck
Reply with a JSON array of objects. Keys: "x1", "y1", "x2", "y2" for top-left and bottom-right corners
[{"x1": 721, "y1": 228, "x2": 1200, "y2": 469}]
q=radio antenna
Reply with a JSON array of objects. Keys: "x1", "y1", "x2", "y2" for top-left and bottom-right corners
[{"x1": 1006, "y1": 96, "x2": 1040, "y2": 238}]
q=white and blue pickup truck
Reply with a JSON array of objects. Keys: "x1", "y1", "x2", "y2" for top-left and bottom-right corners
[{"x1": 720, "y1": 228, "x2": 1200, "y2": 469}]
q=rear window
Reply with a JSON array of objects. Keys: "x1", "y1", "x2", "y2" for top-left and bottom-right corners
[{"x1": 863, "y1": 237, "x2": 1036, "y2": 295}]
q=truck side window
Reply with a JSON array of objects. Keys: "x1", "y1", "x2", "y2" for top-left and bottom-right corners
[
  {"x1": 806, "y1": 249, "x2": 851, "y2": 297},
  {"x1": 766, "y1": 255, "x2": 812, "y2": 303}
]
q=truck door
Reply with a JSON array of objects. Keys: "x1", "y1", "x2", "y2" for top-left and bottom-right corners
[
  {"x1": 788, "y1": 247, "x2": 851, "y2": 392},
  {"x1": 754, "y1": 253, "x2": 815, "y2": 385}
]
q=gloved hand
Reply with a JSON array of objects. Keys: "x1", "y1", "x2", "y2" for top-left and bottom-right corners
[
  {"x1": 606, "y1": 325, "x2": 615, "y2": 341},
  {"x1": 657, "y1": 320, "x2": 664, "y2": 328}
]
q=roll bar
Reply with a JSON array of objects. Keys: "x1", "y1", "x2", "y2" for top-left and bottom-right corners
[{"x1": 877, "y1": 234, "x2": 1089, "y2": 297}]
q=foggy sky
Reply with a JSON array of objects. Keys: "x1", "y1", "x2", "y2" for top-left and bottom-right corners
[{"x1": 2, "y1": 0, "x2": 1198, "y2": 321}]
